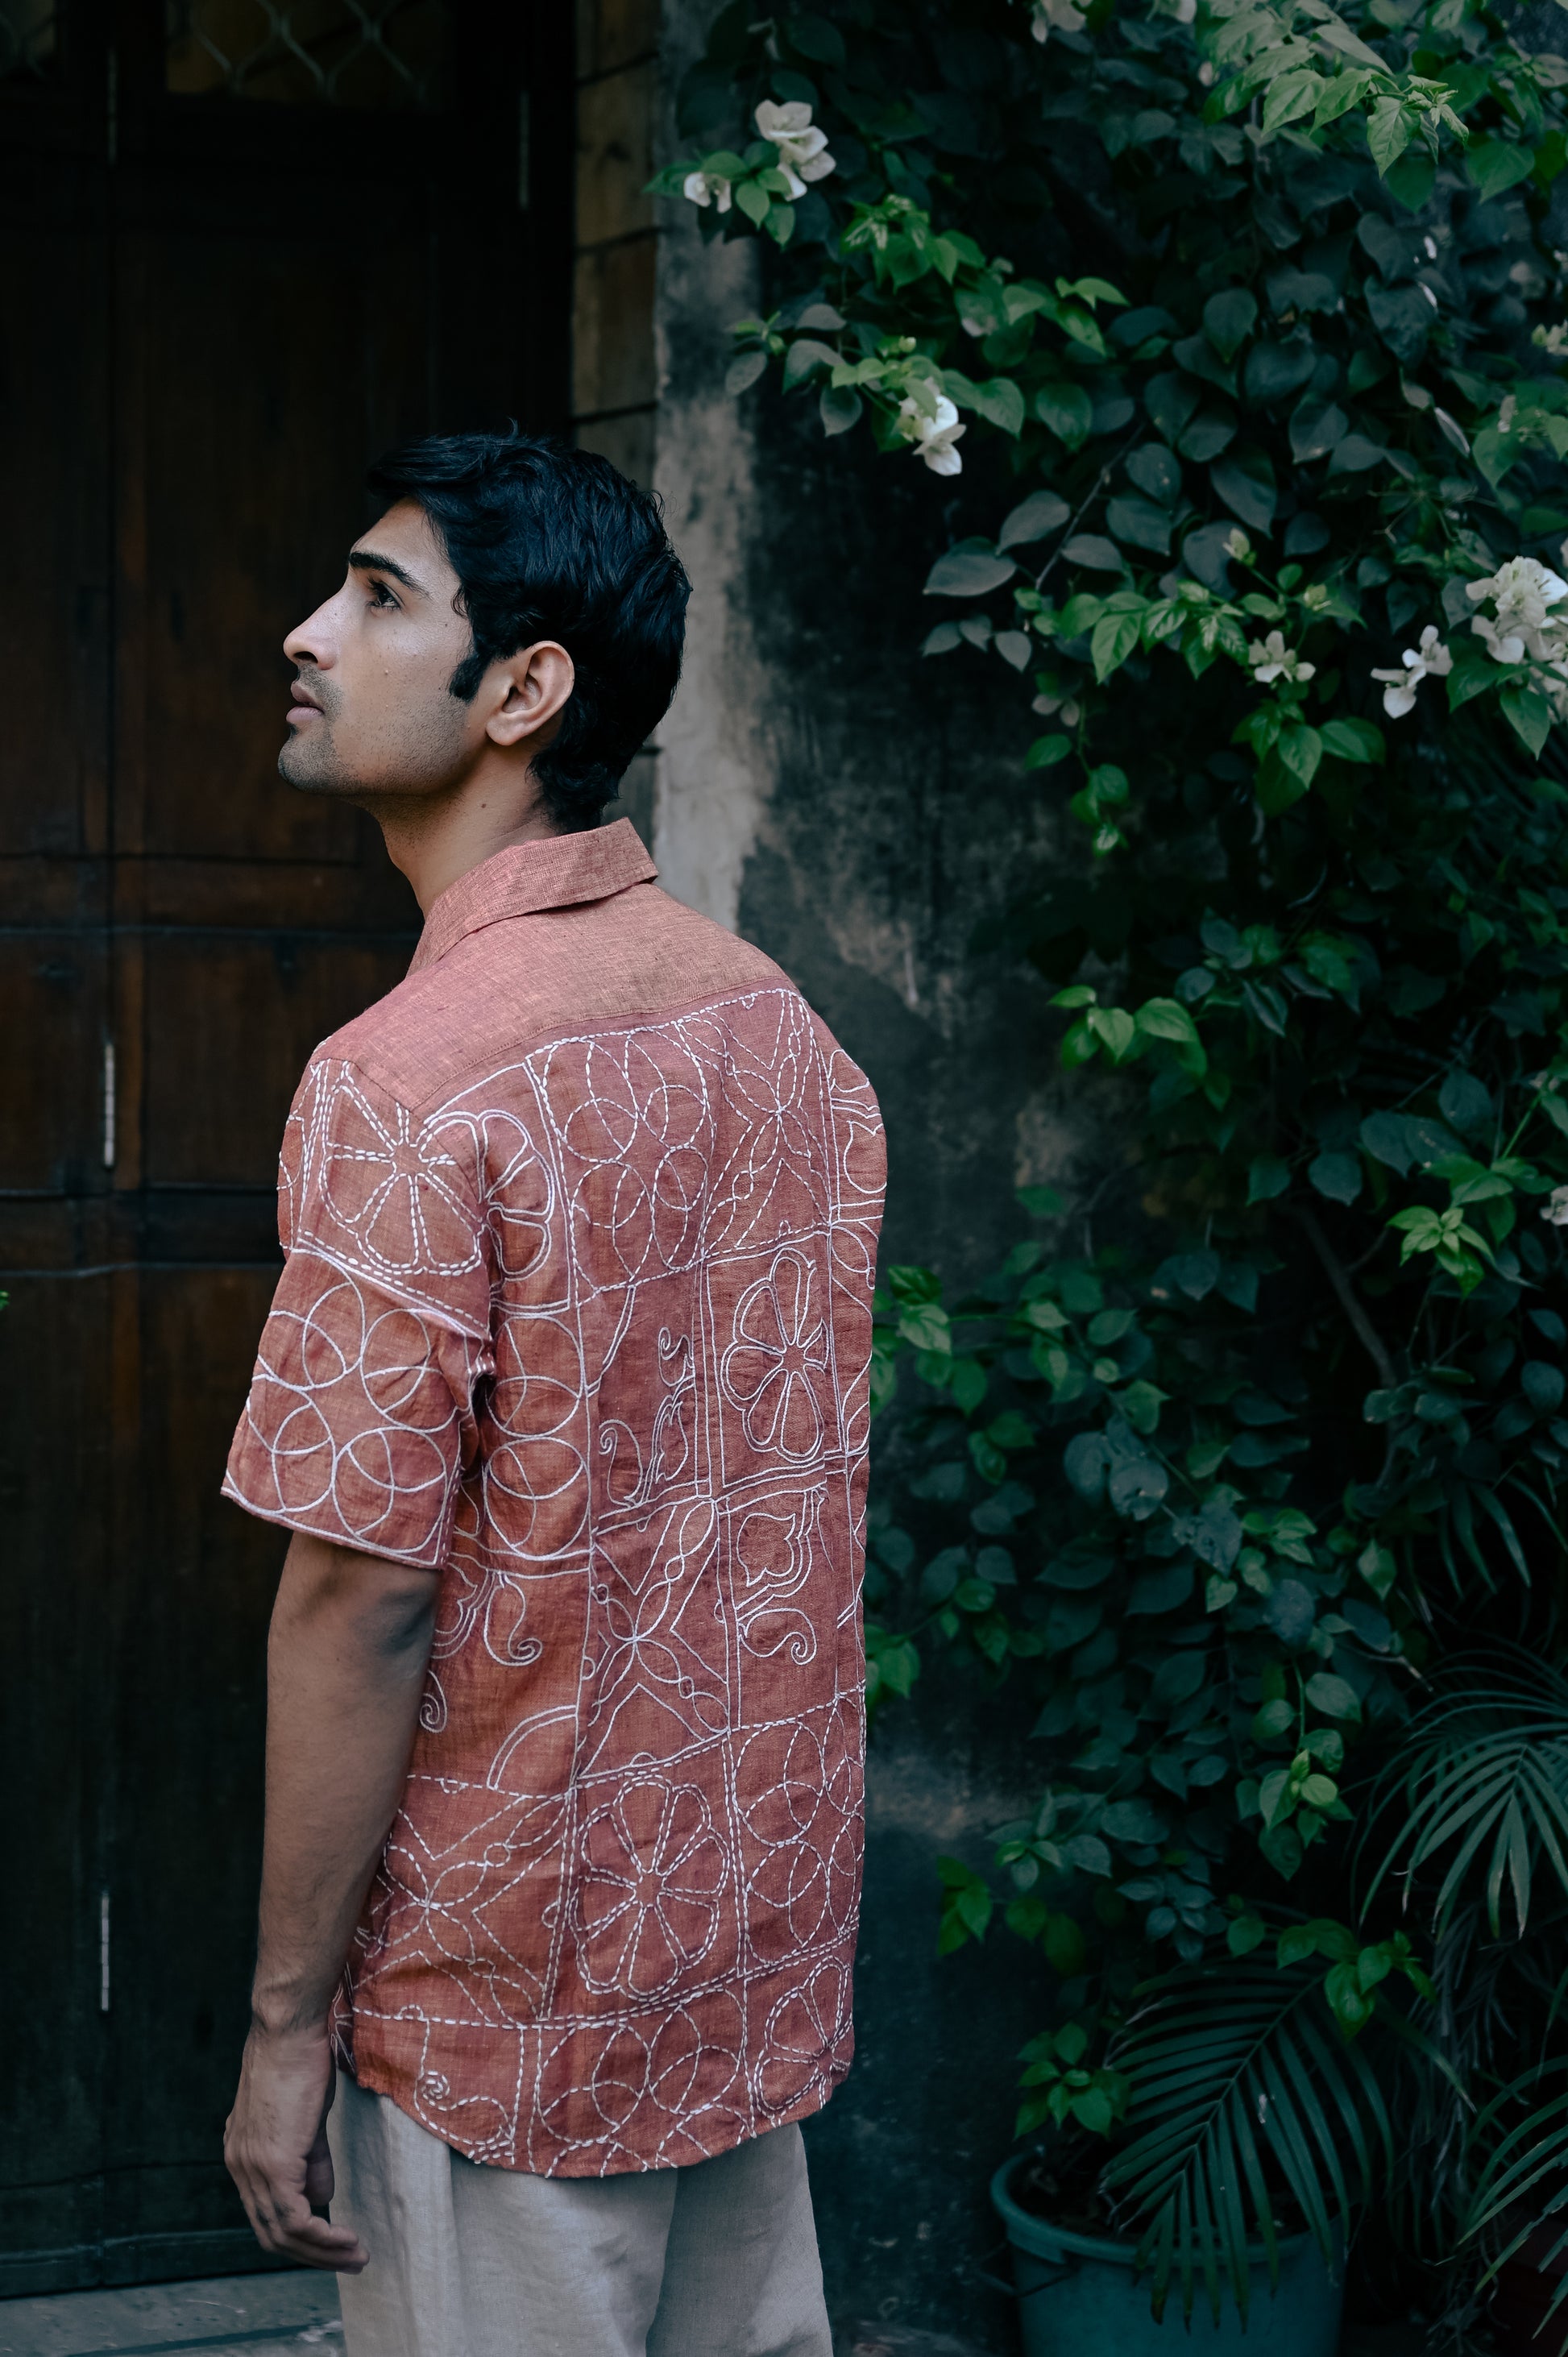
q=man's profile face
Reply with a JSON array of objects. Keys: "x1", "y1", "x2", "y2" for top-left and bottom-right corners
[{"x1": 280, "y1": 500, "x2": 479, "y2": 799}]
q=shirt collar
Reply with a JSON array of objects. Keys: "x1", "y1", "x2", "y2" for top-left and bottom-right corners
[{"x1": 409, "y1": 819, "x2": 658, "y2": 973}]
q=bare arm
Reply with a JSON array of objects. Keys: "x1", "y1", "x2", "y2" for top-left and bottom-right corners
[{"x1": 225, "y1": 1530, "x2": 440, "y2": 2270}]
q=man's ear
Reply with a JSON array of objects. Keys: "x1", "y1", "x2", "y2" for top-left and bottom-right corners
[{"x1": 485, "y1": 642, "x2": 575, "y2": 750}]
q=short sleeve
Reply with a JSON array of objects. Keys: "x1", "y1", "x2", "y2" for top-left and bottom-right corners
[{"x1": 223, "y1": 1057, "x2": 492, "y2": 1568}]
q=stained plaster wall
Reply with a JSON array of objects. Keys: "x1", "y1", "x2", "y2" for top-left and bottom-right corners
[
  {"x1": 645, "y1": 83, "x2": 1116, "y2": 2357},
  {"x1": 578, "y1": 9, "x2": 1121, "y2": 2338}
]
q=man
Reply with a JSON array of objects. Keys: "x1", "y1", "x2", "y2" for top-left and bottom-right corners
[{"x1": 219, "y1": 432, "x2": 886, "y2": 2357}]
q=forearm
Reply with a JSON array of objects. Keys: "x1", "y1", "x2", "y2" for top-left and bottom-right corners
[{"x1": 252, "y1": 1530, "x2": 440, "y2": 2035}]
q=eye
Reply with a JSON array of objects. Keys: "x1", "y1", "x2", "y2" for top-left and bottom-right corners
[{"x1": 367, "y1": 579, "x2": 400, "y2": 610}]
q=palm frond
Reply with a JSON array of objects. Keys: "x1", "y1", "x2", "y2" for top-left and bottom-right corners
[
  {"x1": 1100, "y1": 1959, "x2": 1389, "y2": 2322},
  {"x1": 1465, "y1": 2062, "x2": 1568, "y2": 2318},
  {"x1": 1359, "y1": 1647, "x2": 1568, "y2": 1937}
]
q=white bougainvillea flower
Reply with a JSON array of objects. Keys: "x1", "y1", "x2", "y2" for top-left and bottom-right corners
[
  {"x1": 897, "y1": 393, "x2": 966, "y2": 475},
  {"x1": 1248, "y1": 630, "x2": 1315, "y2": 685},
  {"x1": 1542, "y1": 1183, "x2": 1568, "y2": 1226},
  {"x1": 1535, "y1": 322, "x2": 1568, "y2": 358},
  {"x1": 1029, "y1": 0, "x2": 1088, "y2": 39},
  {"x1": 1033, "y1": 691, "x2": 1082, "y2": 724},
  {"x1": 1466, "y1": 555, "x2": 1568, "y2": 664},
  {"x1": 1371, "y1": 624, "x2": 1451, "y2": 717},
  {"x1": 754, "y1": 102, "x2": 836, "y2": 196},
  {"x1": 682, "y1": 168, "x2": 732, "y2": 213}
]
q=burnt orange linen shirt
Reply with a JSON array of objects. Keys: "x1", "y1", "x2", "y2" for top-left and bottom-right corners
[{"x1": 223, "y1": 820, "x2": 886, "y2": 2176}]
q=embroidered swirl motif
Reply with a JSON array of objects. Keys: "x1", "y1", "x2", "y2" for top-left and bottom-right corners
[{"x1": 226, "y1": 981, "x2": 884, "y2": 2174}]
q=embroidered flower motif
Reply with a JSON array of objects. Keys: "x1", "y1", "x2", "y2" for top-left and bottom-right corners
[
  {"x1": 722, "y1": 1249, "x2": 832, "y2": 1459},
  {"x1": 754, "y1": 100, "x2": 836, "y2": 195},
  {"x1": 575, "y1": 1778, "x2": 728, "y2": 1997},
  {"x1": 897, "y1": 392, "x2": 966, "y2": 476},
  {"x1": 1371, "y1": 624, "x2": 1452, "y2": 717},
  {"x1": 317, "y1": 1074, "x2": 479, "y2": 1275}
]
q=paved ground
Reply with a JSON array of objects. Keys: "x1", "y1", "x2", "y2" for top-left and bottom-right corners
[
  {"x1": 0, "y1": 2274, "x2": 342, "y2": 2357},
  {"x1": 0, "y1": 2276, "x2": 1008, "y2": 2357},
  {"x1": 0, "y1": 2269, "x2": 1437, "y2": 2355}
]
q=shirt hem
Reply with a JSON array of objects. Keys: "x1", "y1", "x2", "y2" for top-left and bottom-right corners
[
  {"x1": 344, "y1": 2045, "x2": 852, "y2": 2177},
  {"x1": 219, "y1": 1475, "x2": 451, "y2": 1571}
]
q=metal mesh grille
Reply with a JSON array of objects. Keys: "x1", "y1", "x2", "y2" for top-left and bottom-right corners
[
  {"x1": 165, "y1": 0, "x2": 445, "y2": 107},
  {"x1": 0, "y1": 0, "x2": 57, "y2": 80}
]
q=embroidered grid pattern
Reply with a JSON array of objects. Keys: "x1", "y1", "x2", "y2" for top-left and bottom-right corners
[{"x1": 226, "y1": 982, "x2": 884, "y2": 2174}]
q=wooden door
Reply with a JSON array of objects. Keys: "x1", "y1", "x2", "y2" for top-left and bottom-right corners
[{"x1": 0, "y1": 0, "x2": 571, "y2": 2294}]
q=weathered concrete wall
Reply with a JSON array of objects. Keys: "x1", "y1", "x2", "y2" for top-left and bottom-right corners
[
  {"x1": 648, "y1": 102, "x2": 1085, "y2": 2357},
  {"x1": 580, "y1": 9, "x2": 1120, "y2": 2340}
]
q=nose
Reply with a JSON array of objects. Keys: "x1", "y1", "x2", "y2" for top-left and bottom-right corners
[{"x1": 284, "y1": 592, "x2": 339, "y2": 672}]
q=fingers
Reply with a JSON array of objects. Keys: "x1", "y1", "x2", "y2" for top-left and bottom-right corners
[
  {"x1": 303, "y1": 2116, "x2": 336, "y2": 2211},
  {"x1": 224, "y1": 2026, "x2": 367, "y2": 2272},
  {"x1": 226, "y1": 2144, "x2": 367, "y2": 2271}
]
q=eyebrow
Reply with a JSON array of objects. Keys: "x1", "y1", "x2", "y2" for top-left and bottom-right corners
[{"x1": 349, "y1": 546, "x2": 428, "y2": 594}]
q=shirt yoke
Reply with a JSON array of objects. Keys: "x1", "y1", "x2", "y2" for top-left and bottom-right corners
[{"x1": 313, "y1": 880, "x2": 794, "y2": 1123}]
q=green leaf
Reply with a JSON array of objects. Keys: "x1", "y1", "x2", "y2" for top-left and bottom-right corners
[
  {"x1": 819, "y1": 383, "x2": 863, "y2": 437},
  {"x1": 782, "y1": 337, "x2": 841, "y2": 388},
  {"x1": 1319, "y1": 717, "x2": 1385, "y2": 765},
  {"x1": 1211, "y1": 453, "x2": 1277, "y2": 533},
  {"x1": 1277, "y1": 724, "x2": 1323, "y2": 788},
  {"x1": 1248, "y1": 1156, "x2": 1292, "y2": 1203},
  {"x1": 924, "y1": 541, "x2": 1016, "y2": 597},
  {"x1": 735, "y1": 178, "x2": 771, "y2": 226},
  {"x1": 1105, "y1": 495, "x2": 1172, "y2": 554},
  {"x1": 1018, "y1": 1184, "x2": 1066, "y2": 1218},
  {"x1": 726, "y1": 351, "x2": 769, "y2": 395},
  {"x1": 1305, "y1": 1671, "x2": 1362, "y2": 1723},
  {"x1": 1502, "y1": 684, "x2": 1553, "y2": 760},
  {"x1": 1136, "y1": 997, "x2": 1201, "y2": 1048},
  {"x1": 1103, "y1": 1961, "x2": 1391, "y2": 2316},
  {"x1": 1204, "y1": 287, "x2": 1259, "y2": 364},
  {"x1": 970, "y1": 377, "x2": 1027, "y2": 436},
  {"x1": 1092, "y1": 610, "x2": 1144, "y2": 681},
  {"x1": 1363, "y1": 1651, "x2": 1568, "y2": 1937},
  {"x1": 1309, "y1": 1150, "x2": 1363, "y2": 1205},
  {"x1": 1467, "y1": 138, "x2": 1538, "y2": 199},
  {"x1": 1089, "y1": 1006, "x2": 1137, "y2": 1061},
  {"x1": 1367, "y1": 96, "x2": 1416, "y2": 177},
  {"x1": 1035, "y1": 381, "x2": 1093, "y2": 449},
  {"x1": 1026, "y1": 733, "x2": 1072, "y2": 770},
  {"x1": 998, "y1": 490, "x2": 1070, "y2": 549}
]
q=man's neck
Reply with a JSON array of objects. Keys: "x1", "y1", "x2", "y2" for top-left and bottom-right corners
[{"x1": 367, "y1": 766, "x2": 565, "y2": 915}]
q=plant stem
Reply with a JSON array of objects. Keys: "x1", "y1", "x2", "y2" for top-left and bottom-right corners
[{"x1": 1296, "y1": 1204, "x2": 1399, "y2": 1392}]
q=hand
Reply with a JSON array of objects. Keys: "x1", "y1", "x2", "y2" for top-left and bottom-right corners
[{"x1": 224, "y1": 2022, "x2": 369, "y2": 2272}]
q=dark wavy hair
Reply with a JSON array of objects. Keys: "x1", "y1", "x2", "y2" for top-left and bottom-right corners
[{"x1": 366, "y1": 430, "x2": 690, "y2": 831}]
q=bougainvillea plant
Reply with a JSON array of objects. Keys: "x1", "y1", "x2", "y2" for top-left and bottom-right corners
[{"x1": 654, "y1": 0, "x2": 1568, "y2": 2316}]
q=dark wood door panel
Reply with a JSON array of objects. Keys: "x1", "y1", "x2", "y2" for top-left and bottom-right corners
[
  {"x1": 101, "y1": 1270, "x2": 284, "y2": 2236},
  {"x1": 0, "y1": 1274, "x2": 114, "y2": 2291},
  {"x1": 0, "y1": 932, "x2": 106, "y2": 1192},
  {"x1": 0, "y1": 0, "x2": 572, "y2": 2296},
  {"x1": 0, "y1": 226, "x2": 110, "y2": 859},
  {"x1": 139, "y1": 929, "x2": 415, "y2": 1186},
  {"x1": 115, "y1": 222, "x2": 433, "y2": 864}
]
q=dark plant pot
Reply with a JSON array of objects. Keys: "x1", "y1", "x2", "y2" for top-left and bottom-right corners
[
  {"x1": 1491, "y1": 2224, "x2": 1568, "y2": 2357},
  {"x1": 990, "y1": 2155, "x2": 1346, "y2": 2356}
]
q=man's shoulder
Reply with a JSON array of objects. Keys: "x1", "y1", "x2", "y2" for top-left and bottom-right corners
[{"x1": 308, "y1": 880, "x2": 799, "y2": 1122}]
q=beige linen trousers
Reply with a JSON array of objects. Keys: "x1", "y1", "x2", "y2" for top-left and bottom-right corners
[{"x1": 326, "y1": 2074, "x2": 835, "y2": 2357}]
